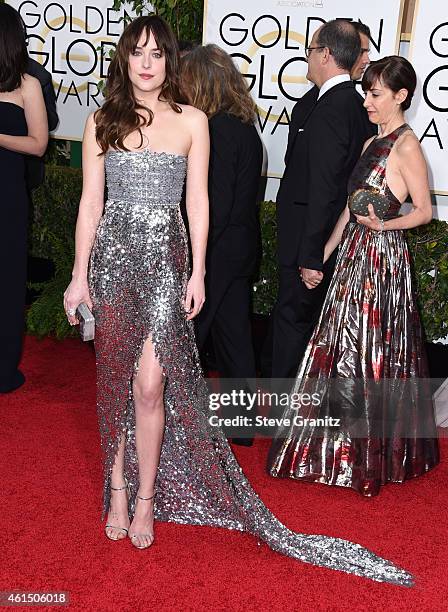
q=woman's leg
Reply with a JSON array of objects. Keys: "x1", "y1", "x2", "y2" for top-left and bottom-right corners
[
  {"x1": 105, "y1": 436, "x2": 129, "y2": 540},
  {"x1": 129, "y1": 336, "x2": 165, "y2": 548}
]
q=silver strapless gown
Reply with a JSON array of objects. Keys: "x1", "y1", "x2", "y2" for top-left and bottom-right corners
[{"x1": 88, "y1": 149, "x2": 412, "y2": 586}]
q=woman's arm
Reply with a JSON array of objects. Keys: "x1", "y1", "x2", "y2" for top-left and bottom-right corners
[
  {"x1": 26, "y1": 58, "x2": 59, "y2": 131},
  {"x1": 356, "y1": 135, "x2": 433, "y2": 232},
  {"x1": 0, "y1": 75, "x2": 48, "y2": 156},
  {"x1": 323, "y1": 205, "x2": 350, "y2": 264},
  {"x1": 184, "y1": 108, "x2": 210, "y2": 320},
  {"x1": 71, "y1": 113, "x2": 105, "y2": 280},
  {"x1": 63, "y1": 113, "x2": 105, "y2": 321},
  {"x1": 323, "y1": 135, "x2": 375, "y2": 258}
]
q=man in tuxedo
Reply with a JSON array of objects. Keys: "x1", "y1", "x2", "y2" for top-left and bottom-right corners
[
  {"x1": 270, "y1": 19, "x2": 375, "y2": 379},
  {"x1": 285, "y1": 22, "x2": 372, "y2": 161}
]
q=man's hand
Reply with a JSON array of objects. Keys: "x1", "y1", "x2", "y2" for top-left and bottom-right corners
[{"x1": 299, "y1": 267, "x2": 323, "y2": 290}]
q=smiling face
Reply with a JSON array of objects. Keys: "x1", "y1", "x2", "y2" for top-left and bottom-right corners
[
  {"x1": 363, "y1": 77, "x2": 408, "y2": 124},
  {"x1": 128, "y1": 28, "x2": 166, "y2": 97},
  {"x1": 351, "y1": 33, "x2": 370, "y2": 81}
]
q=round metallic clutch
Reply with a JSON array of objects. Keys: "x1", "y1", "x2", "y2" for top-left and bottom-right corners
[{"x1": 348, "y1": 188, "x2": 391, "y2": 220}]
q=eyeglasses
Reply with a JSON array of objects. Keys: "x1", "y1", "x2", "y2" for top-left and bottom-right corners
[{"x1": 305, "y1": 46, "x2": 326, "y2": 59}]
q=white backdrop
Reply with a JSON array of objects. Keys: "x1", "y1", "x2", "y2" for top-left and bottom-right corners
[
  {"x1": 408, "y1": 0, "x2": 448, "y2": 195},
  {"x1": 203, "y1": 0, "x2": 405, "y2": 182},
  {"x1": 7, "y1": 0, "x2": 141, "y2": 140}
]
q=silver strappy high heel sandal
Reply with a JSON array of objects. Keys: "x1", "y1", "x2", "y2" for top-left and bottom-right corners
[
  {"x1": 129, "y1": 493, "x2": 155, "y2": 549},
  {"x1": 104, "y1": 484, "x2": 129, "y2": 541}
]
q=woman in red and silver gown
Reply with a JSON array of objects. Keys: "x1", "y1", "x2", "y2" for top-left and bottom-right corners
[
  {"x1": 64, "y1": 18, "x2": 412, "y2": 585},
  {"x1": 268, "y1": 56, "x2": 439, "y2": 496}
]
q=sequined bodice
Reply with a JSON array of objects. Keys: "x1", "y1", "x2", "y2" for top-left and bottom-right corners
[
  {"x1": 105, "y1": 149, "x2": 187, "y2": 206},
  {"x1": 348, "y1": 124, "x2": 411, "y2": 221}
]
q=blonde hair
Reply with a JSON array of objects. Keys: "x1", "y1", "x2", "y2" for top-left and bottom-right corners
[{"x1": 180, "y1": 44, "x2": 256, "y2": 123}]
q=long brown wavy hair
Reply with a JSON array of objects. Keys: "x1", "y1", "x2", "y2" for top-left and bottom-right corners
[
  {"x1": 180, "y1": 44, "x2": 256, "y2": 123},
  {"x1": 95, "y1": 15, "x2": 181, "y2": 153}
]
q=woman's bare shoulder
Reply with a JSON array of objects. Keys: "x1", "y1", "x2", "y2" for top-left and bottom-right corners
[
  {"x1": 86, "y1": 110, "x2": 98, "y2": 126},
  {"x1": 20, "y1": 74, "x2": 45, "y2": 111},
  {"x1": 395, "y1": 128, "x2": 423, "y2": 160},
  {"x1": 177, "y1": 103, "x2": 208, "y2": 123},
  {"x1": 82, "y1": 111, "x2": 101, "y2": 146},
  {"x1": 21, "y1": 73, "x2": 41, "y2": 93}
]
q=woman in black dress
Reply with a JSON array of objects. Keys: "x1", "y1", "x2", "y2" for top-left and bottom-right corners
[{"x1": 0, "y1": 4, "x2": 48, "y2": 392}]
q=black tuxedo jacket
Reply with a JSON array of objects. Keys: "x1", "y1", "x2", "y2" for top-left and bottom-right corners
[
  {"x1": 285, "y1": 85, "x2": 318, "y2": 165},
  {"x1": 277, "y1": 80, "x2": 375, "y2": 269},
  {"x1": 207, "y1": 112, "x2": 263, "y2": 277}
]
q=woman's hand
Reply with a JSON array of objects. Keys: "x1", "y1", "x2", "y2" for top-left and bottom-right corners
[
  {"x1": 63, "y1": 278, "x2": 92, "y2": 326},
  {"x1": 355, "y1": 204, "x2": 384, "y2": 231},
  {"x1": 184, "y1": 272, "x2": 205, "y2": 320}
]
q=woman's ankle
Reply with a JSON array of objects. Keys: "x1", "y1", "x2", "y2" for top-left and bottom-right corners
[{"x1": 137, "y1": 488, "x2": 155, "y2": 499}]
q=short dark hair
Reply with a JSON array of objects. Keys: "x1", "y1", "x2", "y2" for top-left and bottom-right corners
[
  {"x1": 0, "y1": 3, "x2": 28, "y2": 93},
  {"x1": 317, "y1": 19, "x2": 361, "y2": 71},
  {"x1": 352, "y1": 22, "x2": 371, "y2": 39},
  {"x1": 362, "y1": 55, "x2": 417, "y2": 111}
]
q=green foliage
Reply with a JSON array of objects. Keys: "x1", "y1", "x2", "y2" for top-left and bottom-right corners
[
  {"x1": 252, "y1": 201, "x2": 278, "y2": 316},
  {"x1": 30, "y1": 166, "x2": 81, "y2": 259},
  {"x1": 27, "y1": 167, "x2": 81, "y2": 338},
  {"x1": 112, "y1": 0, "x2": 203, "y2": 42},
  {"x1": 407, "y1": 219, "x2": 448, "y2": 343},
  {"x1": 27, "y1": 234, "x2": 76, "y2": 339},
  {"x1": 44, "y1": 139, "x2": 71, "y2": 167}
]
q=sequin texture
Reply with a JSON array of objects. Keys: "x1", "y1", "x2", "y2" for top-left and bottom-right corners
[{"x1": 88, "y1": 148, "x2": 413, "y2": 586}]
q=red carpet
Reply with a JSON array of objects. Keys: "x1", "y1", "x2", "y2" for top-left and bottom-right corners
[{"x1": 1, "y1": 336, "x2": 447, "y2": 611}]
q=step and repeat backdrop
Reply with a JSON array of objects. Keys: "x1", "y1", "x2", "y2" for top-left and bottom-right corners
[
  {"x1": 7, "y1": 0, "x2": 448, "y2": 208},
  {"x1": 203, "y1": 0, "x2": 405, "y2": 181},
  {"x1": 407, "y1": 1, "x2": 448, "y2": 195},
  {"x1": 7, "y1": 0, "x2": 139, "y2": 140},
  {"x1": 204, "y1": 0, "x2": 447, "y2": 206}
]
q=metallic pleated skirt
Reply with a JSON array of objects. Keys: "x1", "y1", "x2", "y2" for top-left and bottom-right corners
[{"x1": 268, "y1": 222, "x2": 439, "y2": 495}]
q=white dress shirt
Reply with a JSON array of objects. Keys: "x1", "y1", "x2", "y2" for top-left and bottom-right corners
[{"x1": 317, "y1": 73, "x2": 351, "y2": 100}]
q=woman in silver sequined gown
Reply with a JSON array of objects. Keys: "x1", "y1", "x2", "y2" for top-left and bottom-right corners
[
  {"x1": 268, "y1": 57, "x2": 439, "y2": 495},
  {"x1": 64, "y1": 18, "x2": 412, "y2": 585}
]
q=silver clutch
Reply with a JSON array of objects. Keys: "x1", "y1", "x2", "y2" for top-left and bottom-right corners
[
  {"x1": 76, "y1": 303, "x2": 95, "y2": 341},
  {"x1": 348, "y1": 188, "x2": 390, "y2": 220}
]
